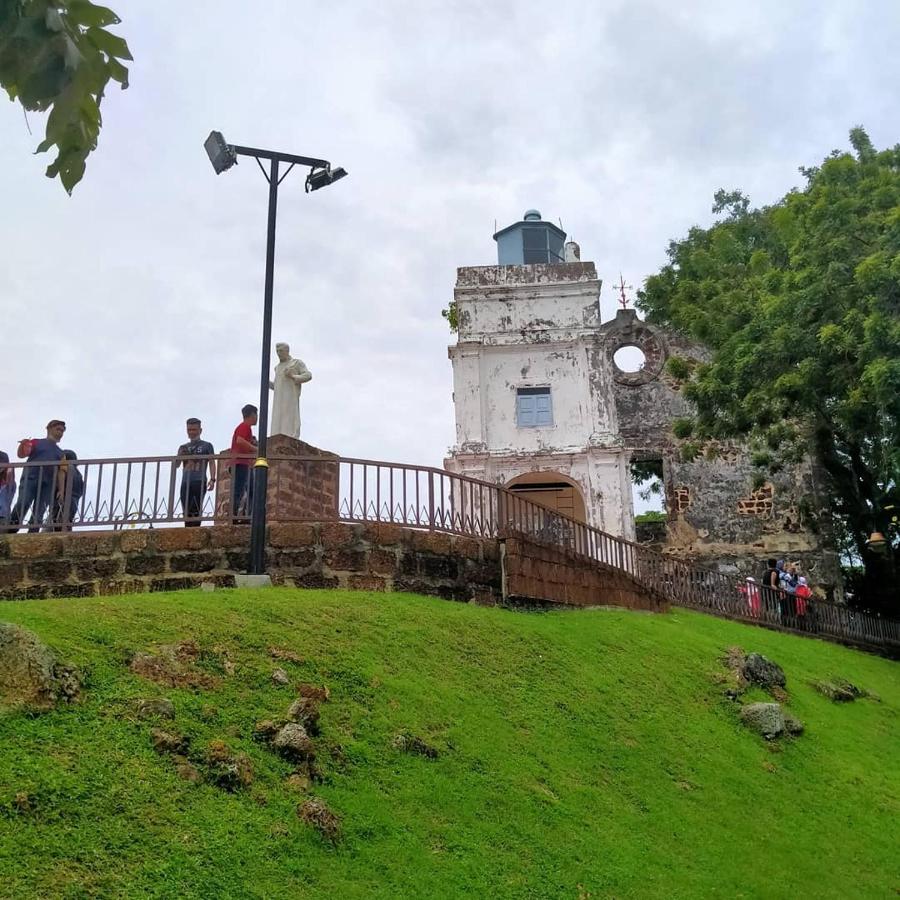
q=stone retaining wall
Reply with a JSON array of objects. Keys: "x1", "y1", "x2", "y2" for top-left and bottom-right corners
[
  {"x1": 0, "y1": 524, "x2": 502, "y2": 603},
  {"x1": 0, "y1": 524, "x2": 668, "y2": 614},
  {"x1": 503, "y1": 533, "x2": 669, "y2": 612}
]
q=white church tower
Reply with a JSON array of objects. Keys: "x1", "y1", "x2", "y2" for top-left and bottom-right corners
[{"x1": 444, "y1": 210, "x2": 634, "y2": 538}]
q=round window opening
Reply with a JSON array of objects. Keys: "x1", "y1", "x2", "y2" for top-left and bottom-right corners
[{"x1": 613, "y1": 345, "x2": 646, "y2": 373}]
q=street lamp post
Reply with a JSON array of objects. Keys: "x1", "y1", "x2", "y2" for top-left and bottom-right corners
[{"x1": 205, "y1": 131, "x2": 347, "y2": 576}]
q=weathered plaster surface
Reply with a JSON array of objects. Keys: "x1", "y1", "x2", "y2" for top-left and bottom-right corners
[{"x1": 446, "y1": 262, "x2": 839, "y2": 596}]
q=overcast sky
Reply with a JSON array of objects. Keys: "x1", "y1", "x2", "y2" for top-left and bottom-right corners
[{"x1": 2, "y1": 0, "x2": 899, "y2": 472}]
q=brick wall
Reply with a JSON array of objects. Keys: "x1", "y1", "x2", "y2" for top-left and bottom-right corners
[
  {"x1": 0, "y1": 524, "x2": 669, "y2": 615},
  {"x1": 0, "y1": 524, "x2": 501, "y2": 603},
  {"x1": 214, "y1": 437, "x2": 339, "y2": 523},
  {"x1": 502, "y1": 532, "x2": 669, "y2": 612}
]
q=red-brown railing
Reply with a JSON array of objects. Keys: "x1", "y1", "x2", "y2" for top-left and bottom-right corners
[{"x1": 1, "y1": 454, "x2": 897, "y2": 653}]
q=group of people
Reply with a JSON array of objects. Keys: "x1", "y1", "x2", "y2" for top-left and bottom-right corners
[
  {"x1": 174, "y1": 405, "x2": 260, "y2": 526},
  {"x1": 740, "y1": 558, "x2": 816, "y2": 625},
  {"x1": 0, "y1": 405, "x2": 262, "y2": 532},
  {"x1": 0, "y1": 420, "x2": 83, "y2": 533}
]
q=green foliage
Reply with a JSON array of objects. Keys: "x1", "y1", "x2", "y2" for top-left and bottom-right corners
[
  {"x1": 441, "y1": 300, "x2": 458, "y2": 332},
  {"x1": 679, "y1": 441, "x2": 702, "y2": 462},
  {"x1": 638, "y1": 128, "x2": 900, "y2": 612},
  {"x1": 630, "y1": 457, "x2": 664, "y2": 503},
  {"x1": 1, "y1": 588, "x2": 898, "y2": 897},
  {"x1": 672, "y1": 417, "x2": 694, "y2": 439},
  {"x1": 751, "y1": 450, "x2": 772, "y2": 469},
  {"x1": 634, "y1": 509, "x2": 667, "y2": 524},
  {"x1": 665, "y1": 355, "x2": 692, "y2": 381},
  {"x1": 630, "y1": 457, "x2": 663, "y2": 484},
  {"x1": 0, "y1": 0, "x2": 131, "y2": 193}
]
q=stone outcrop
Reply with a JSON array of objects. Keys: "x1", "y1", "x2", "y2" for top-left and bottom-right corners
[
  {"x1": 813, "y1": 680, "x2": 870, "y2": 702},
  {"x1": 392, "y1": 732, "x2": 439, "y2": 759},
  {"x1": 0, "y1": 622, "x2": 81, "y2": 710},
  {"x1": 286, "y1": 697, "x2": 321, "y2": 735},
  {"x1": 272, "y1": 723, "x2": 315, "y2": 762},
  {"x1": 204, "y1": 740, "x2": 253, "y2": 791},
  {"x1": 135, "y1": 698, "x2": 175, "y2": 719},
  {"x1": 739, "y1": 702, "x2": 803, "y2": 740},
  {"x1": 297, "y1": 797, "x2": 341, "y2": 843},
  {"x1": 740, "y1": 653, "x2": 787, "y2": 691},
  {"x1": 150, "y1": 728, "x2": 188, "y2": 755}
]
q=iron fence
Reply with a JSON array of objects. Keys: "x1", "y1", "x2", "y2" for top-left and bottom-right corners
[{"x1": 0, "y1": 453, "x2": 897, "y2": 653}]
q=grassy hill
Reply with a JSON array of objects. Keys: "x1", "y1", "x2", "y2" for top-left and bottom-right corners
[{"x1": 1, "y1": 588, "x2": 898, "y2": 899}]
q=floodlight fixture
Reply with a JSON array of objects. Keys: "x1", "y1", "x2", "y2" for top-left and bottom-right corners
[
  {"x1": 205, "y1": 131, "x2": 348, "y2": 575},
  {"x1": 305, "y1": 165, "x2": 348, "y2": 193},
  {"x1": 205, "y1": 130, "x2": 238, "y2": 174}
]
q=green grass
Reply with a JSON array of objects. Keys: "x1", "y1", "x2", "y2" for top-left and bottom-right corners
[{"x1": 0, "y1": 588, "x2": 898, "y2": 899}]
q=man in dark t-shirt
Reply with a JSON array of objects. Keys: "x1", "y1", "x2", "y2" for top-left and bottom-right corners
[
  {"x1": 230, "y1": 404, "x2": 258, "y2": 522},
  {"x1": 12, "y1": 419, "x2": 65, "y2": 532},
  {"x1": 176, "y1": 418, "x2": 216, "y2": 527},
  {"x1": 760, "y1": 558, "x2": 781, "y2": 618}
]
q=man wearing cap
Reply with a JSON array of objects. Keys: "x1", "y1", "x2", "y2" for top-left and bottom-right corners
[
  {"x1": 11, "y1": 420, "x2": 66, "y2": 533},
  {"x1": 175, "y1": 418, "x2": 216, "y2": 527}
]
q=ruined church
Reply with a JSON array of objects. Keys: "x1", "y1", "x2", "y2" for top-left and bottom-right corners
[{"x1": 444, "y1": 210, "x2": 840, "y2": 596}]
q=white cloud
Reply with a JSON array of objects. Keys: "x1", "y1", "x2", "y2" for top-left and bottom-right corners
[{"x1": 1, "y1": 0, "x2": 898, "y2": 467}]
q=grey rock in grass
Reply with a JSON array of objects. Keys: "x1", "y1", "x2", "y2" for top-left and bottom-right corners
[
  {"x1": 273, "y1": 723, "x2": 315, "y2": 762},
  {"x1": 297, "y1": 797, "x2": 341, "y2": 843},
  {"x1": 271, "y1": 668, "x2": 290, "y2": 686},
  {"x1": 0, "y1": 623, "x2": 81, "y2": 710},
  {"x1": 286, "y1": 697, "x2": 321, "y2": 734},
  {"x1": 783, "y1": 711, "x2": 804, "y2": 735},
  {"x1": 286, "y1": 772, "x2": 311, "y2": 792},
  {"x1": 814, "y1": 680, "x2": 861, "y2": 702},
  {"x1": 253, "y1": 719, "x2": 280, "y2": 742},
  {"x1": 172, "y1": 755, "x2": 202, "y2": 783},
  {"x1": 740, "y1": 654, "x2": 786, "y2": 691},
  {"x1": 297, "y1": 683, "x2": 329, "y2": 702},
  {"x1": 150, "y1": 728, "x2": 189, "y2": 755},
  {"x1": 135, "y1": 698, "x2": 175, "y2": 719},
  {"x1": 205, "y1": 740, "x2": 253, "y2": 791},
  {"x1": 392, "y1": 732, "x2": 440, "y2": 759},
  {"x1": 740, "y1": 703, "x2": 786, "y2": 740}
]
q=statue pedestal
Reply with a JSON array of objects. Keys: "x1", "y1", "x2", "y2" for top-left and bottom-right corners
[{"x1": 214, "y1": 436, "x2": 340, "y2": 524}]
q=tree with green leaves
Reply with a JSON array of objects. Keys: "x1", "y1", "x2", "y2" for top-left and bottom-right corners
[
  {"x1": 638, "y1": 128, "x2": 900, "y2": 614},
  {"x1": 0, "y1": 0, "x2": 130, "y2": 193}
]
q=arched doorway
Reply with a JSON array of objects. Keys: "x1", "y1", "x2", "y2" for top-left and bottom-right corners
[{"x1": 505, "y1": 471, "x2": 587, "y2": 523}]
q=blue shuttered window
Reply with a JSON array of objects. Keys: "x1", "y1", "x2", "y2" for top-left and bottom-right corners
[{"x1": 516, "y1": 387, "x2": 552, "y2": 427}]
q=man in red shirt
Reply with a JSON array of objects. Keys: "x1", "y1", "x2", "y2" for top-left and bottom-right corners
[{"x1": 230, "y1": 404, "x2": 258, "y2": 522}]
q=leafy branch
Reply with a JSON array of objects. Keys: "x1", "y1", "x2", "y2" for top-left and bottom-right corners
[{"x1": 0, "y1": 0, "x2": 131, "y2": 193}]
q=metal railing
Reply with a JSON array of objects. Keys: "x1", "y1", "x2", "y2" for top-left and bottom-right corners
[
  {"x1": 1, "y1": 455, "x2": 218, "y2": 531},
  {"x1": 1, "y1": 453, "x2": 897, "y2": 653}
]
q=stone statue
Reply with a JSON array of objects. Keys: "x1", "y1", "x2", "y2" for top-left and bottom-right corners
[{"x1": 269, "y1": 342, "x2": 312, "y2": 439}]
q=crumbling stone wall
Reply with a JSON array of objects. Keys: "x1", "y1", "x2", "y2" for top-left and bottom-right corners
[{"x1": 599, "y1": 309, "x2": 841, "y2": 598}]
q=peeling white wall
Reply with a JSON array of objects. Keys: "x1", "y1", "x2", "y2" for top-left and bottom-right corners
[{"x1": 446, "y1": 262, "x2": 633, "y2": 538}]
